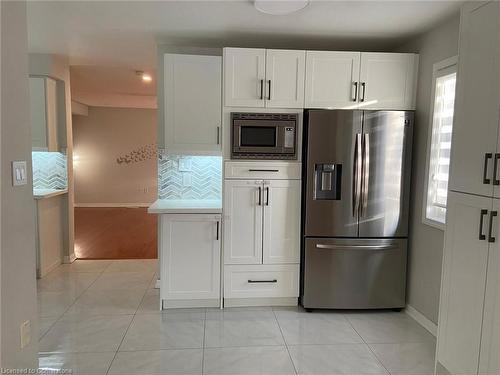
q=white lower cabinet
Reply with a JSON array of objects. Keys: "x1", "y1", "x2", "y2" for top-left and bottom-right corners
[
  {"x1": 224, "y1": 264, "x2": 299, "y2": 299},
  {"x1": 223, "y1": 162, "x2": 301, "y2": 305},
  {"x1": 436, "y1": 192, "x2": 500, "y2": 375},
  {"x1": 160, "y1": 214, "x2": 221, "y2": 306}
]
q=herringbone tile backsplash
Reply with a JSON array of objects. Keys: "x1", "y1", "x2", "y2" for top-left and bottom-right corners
[
  {"x1": 158, "y1": 155, "x2": 222, "y2": 200},
  {"x1": 32, "y1": 151, "x2": 68, "y2": 190}
]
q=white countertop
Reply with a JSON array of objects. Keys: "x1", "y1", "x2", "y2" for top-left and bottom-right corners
[
  {"x1": 34, "y1": 188, "x2": 68, "y2": 200},
  {"x1": 148, "y1": 199, "x2": 222, "y2": 214}
]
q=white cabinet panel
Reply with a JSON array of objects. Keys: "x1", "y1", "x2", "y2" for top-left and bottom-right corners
[
  {"x1": 450, "y1": 2, "x2": 500, "y2": 198},
  {"x1": 224, "y1": 48, "x2": 266, "y2": 107},
  {"x1": 265, "y1": 49, "x2": 305, "y2": 108},
  {"x1": 161, "y1": 214, "x2": 220, "y2": 300},
  {"x1": 224, "y1": 264, "x2": 299, "y2": 298},
  {"x1": 29, "y1": 76, "x2": 58, "y2": 151},
  {"x1": 304, "y1": 51, "x2": 361, "y2": 109},
  {"x1": 164, "y1": 54, "x2": 222, "y2": 154},
  {"x1": 359, "y1": 52, "x2": 417, "y2": 110},
  {"x1": 223, "y1": 180, "x2": 263, "y2": 264},
  {"x1": 437, "y1": 192, "x2": 492, "y2": 375},
  {"x1": 479, "y1": 198, "x2": 500, "y2": 375},
  {"x1": 263, "y1": 180, "x2": 300, "y2": 264}
]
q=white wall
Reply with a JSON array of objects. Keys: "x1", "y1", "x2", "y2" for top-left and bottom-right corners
[
  {"x1": 397, "y1": 14, "x2": 460, "y2": 324},
  {"x1": 1, "y1": 1, "x2": 39, "y2": 368},
  {"x1": 73, "y1": 107, "x2": 157, "y2": 205}
]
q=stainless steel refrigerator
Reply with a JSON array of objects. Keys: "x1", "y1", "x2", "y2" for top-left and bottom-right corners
[{"x1": 301, "y1": 109, "x2": 413, "y2": 310}]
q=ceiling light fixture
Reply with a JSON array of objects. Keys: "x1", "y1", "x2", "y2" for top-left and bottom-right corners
[
  {"x1": 136, "y1": 70, "x2": 152, "y2": 83},
  {"x1": 254, "y1": 0, "x2": 310, "y2": 15}
]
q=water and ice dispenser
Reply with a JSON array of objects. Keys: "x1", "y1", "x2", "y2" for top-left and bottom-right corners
[{"x1": 313, "y1": 163, "x2": 342, "y2": 200}]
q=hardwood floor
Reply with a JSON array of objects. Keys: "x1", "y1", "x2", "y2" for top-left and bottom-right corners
[{"x1": 74, "y1": 207, "x2": 157, "y2": 259}]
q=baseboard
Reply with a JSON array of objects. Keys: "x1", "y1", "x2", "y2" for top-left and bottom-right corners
[
  {"x1": 74, "y1": 203, "x2": 152, "y2": 208},
  {"x1": 162, "y1": 299, "x2": 220, "y2": 309},
  {"x1": 63, "y1": 253, "x2": 76, "y2": 264},
  {"x1": 405, "y1": 304, "x2": 438, "y2": 337},
  {"x1": 39, "y1": 259, "x2": 62, "y2": 278},
  {"x1": 224, "y1": 297, "x2": 298, "y2": 308}
]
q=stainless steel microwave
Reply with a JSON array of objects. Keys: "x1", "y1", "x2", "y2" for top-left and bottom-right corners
[{"x1": 231, "y1": 113, "x2": 297, "y2": 160}]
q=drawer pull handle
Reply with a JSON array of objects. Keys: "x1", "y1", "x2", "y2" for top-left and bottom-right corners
[
  {"x1": 248, "y1": 169, "x2": 279, "y2": 172},
  {"x1": 316, "y1": 244, "x2": 395, "y2": 250},
  {"x1": 488, "y1": 211, "x2": 497, "y2": 243},
  {"x1": 484, "y1": 153, "x2": 493, "y2": 184},
  {"x1": 248, "y1": 279, "x2": 277, "y2": 283},
  {"x1": 479, "y1": 209, "x2": 488, "y2": 241}
]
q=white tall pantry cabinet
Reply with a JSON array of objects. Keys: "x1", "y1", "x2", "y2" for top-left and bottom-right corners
[{"x1": 436, "y1": 2, "x2": 500, "y2": 375}]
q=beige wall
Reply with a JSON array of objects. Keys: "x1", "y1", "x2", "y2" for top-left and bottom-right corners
[
  {"x1": 73, "y1": 107, "x2": 157, "y2": 205},
  {"x1": 397, "y1": 14, "x2": 460, "y2": 324},
  {"x1": 1, "y1": 1, "x2": 39, "y2": 368}
]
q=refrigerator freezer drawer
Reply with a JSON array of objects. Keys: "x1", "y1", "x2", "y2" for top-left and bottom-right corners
[{"x1": 302, "y1": 238, "x2": 407, "y2": 309}]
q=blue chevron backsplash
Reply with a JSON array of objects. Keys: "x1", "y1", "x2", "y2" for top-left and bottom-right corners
[
  {"x1": 32, "y1": 151, "x2": 68, "y2": 190},
  {"x1": 158, "y1": 154, "x2": 222, "y2": 200}
]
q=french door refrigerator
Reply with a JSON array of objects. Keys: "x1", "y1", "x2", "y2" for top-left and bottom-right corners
[{"x1": 301, "y1": 109, "x2": 413, "y2": 309}]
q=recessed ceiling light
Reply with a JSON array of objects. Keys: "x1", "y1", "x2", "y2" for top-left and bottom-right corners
[{"x1": 254, "y1": 0, "x2": 310, "y2": 15}]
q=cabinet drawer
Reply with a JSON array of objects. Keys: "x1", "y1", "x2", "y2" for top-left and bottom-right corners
[
  {"x1": 224, "y1": 264, "x2": 299, "y2": 298},
  {"x1": 224, "y1": 161, "x2": 301, "y2": 180}
]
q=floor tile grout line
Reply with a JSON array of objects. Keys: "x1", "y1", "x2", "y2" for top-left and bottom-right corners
[
  {"x1": 344, "y1": 314, "x2": 393, "y2": 375},
  {"x1": 104, "y1": 270, "x2": 152, "y2": 375},
  {"x1": 38, "y1": 262, "x2": 108, "y2": 342},
  {"x1": 272, "y1": 308, "x2": 299, "y2": 375}
]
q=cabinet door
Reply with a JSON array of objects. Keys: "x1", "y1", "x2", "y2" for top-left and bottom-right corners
[
  {"x1": 479, "y1": 198, "x2": 500, "y2": 375},
  {"x1": 45, "y1": 77, "x2": 59, "y2": 151},
  {"x1": 437, "y1": 192, "x2": 492, "y2": 375},
  {"x1": 262, "y1": 180, "x2": 300, "y2": 264},
  {"x1": 449, "y1": 1, "x2": 500, "y2": 198},
  {"x1": 29, "y1": 77, "x2": 48, "y2": 150},
  {"x1": 265, "y1": 49, "x2": 305, "y2": 108},
  {"x1": 224, "y1": 48, "x2": 265, "y2": 107},
  {"x1": 304, "y1": 51, "x2": 360, "y2": 109},
  {"x1": 224, "y1": 180, "x2": 263, "y2": 264},
  {"x1": 359, "y1": 53, "x2": 417, "y2": 110},
  {"x1": 164, "y1": 54, "x2": 222, "y2": 154},
  {"x1": 161, "y1": 215, "x2": 220, "y2": 300}
]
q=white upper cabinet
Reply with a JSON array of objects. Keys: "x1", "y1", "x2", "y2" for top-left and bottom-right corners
[
  {"x1": 262, "y1": 179, "x2": 300, "y2": 264},
  {"x1": 437, "y1": 192, "x2": 492, "y2": 375},
  {"x1": 161, "y1": 214, "x2": 221, "y2": 302},
  {"x1": 164, "y1": 54, "x2": 222, "y2": 154},
  {"x1": 224, "y1": 48, "x2": 305, "y2": 108},
  {"x1": 304, "y1": 51, "x2": 361, "y2": 109},
  {"x1": 265, "y1": 49, "x2": 306, "y2": 108},
  {"x1": 224, "y1": 48, "x2": 266, "y2": 108},
  {"x1": 29, "y1": 76, "x2": 59, "y2": 151},
  {"x1": 358, "y1": 52, "x2": 418, "y2": 110},
  {"x1": 449, "y1": 2, "x2": 500, "y2": 198},
  {"x1": 223, "y1": 179, "x2": 263, "y2": 264}
]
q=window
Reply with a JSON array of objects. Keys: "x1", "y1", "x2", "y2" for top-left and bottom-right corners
[{"x1": 423, "y1": 56, "x2": 458, "y2": 229}]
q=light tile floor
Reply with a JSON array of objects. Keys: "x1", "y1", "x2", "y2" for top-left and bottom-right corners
[{"x1": 38, "y1": 259, "x2": 436, "y2": 375}]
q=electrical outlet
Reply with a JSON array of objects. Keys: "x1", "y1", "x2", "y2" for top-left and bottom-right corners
[
  {"x1": 182, "y1": 173, "x2": 192, "y2": 187},
  {"x1": 20, "y1": 320, "x2": 31, "y2": 349}
]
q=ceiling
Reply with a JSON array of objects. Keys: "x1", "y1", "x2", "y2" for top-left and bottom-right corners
[{"x1": 28, "y1": 0, "x2": 462, "y2": 69}]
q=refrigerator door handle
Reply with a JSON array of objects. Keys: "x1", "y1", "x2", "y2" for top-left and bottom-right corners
[
  {"x1": 353, "y1": 133, "x2": 362, "y2": 216},
  {"x1": 361, "y1": 133, "x2": 370, "y2": 217},
  {"x1": 315, "y1": 244, "x2": 396, "y2": 250}
]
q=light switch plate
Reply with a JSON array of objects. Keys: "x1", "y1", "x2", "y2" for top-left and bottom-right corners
[{"x1": 12, "y1": 161, "x2": 28, "y2": 186}]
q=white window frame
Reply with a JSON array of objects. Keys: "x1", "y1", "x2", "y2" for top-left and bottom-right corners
[{"x1": 422, "y1": 55, "x2": 458, "y2": 230}]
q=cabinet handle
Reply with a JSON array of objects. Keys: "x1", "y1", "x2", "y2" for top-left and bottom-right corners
[
  {"x1": 488, "y1": 211, "x2": 497, "y2": 243},
  {"x1": 216, "y1": 126, "x2": 220, "y2": 145},
  {"x1": 360, "y1": 82, "x2": 366, "y2": 102},
  {"x1": 216, "y1": 221, "x2": 220, "y2": 241},
  {"x1": 260, "y1": 79, "x2": 264, "y2": 100},
  {"x1": 352, "y1": 82, "x2": 358, "y2": 102},
  {"x1": 248, "y1": 169, "x2": 279, "y2": 172},
  {"x1": 494, "y1": 153, "x2": 500, "y2": 185},
  {"x1": 258, "y1": 186, "x2": 262, "y2": 206},
  {"x1": 265, "y1": 187, "x2": 270, "y2": 206},
  {"x1": 484, "y1": 153, "x2": 493, "y2": 184},
  {"x1": 479, "y1": 209, "x2": 488, "y2": 241},
  {"x1": 268, "y1": 80, "x2": 271, "y2": 100},
  {"x1": 248, "y1": 279, "x2": 277, "y2": 283}
]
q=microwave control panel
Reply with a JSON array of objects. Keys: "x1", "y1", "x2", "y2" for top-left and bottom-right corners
[{"x1": 284, "y1": 127, "x2": 295, "y2": 148}]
